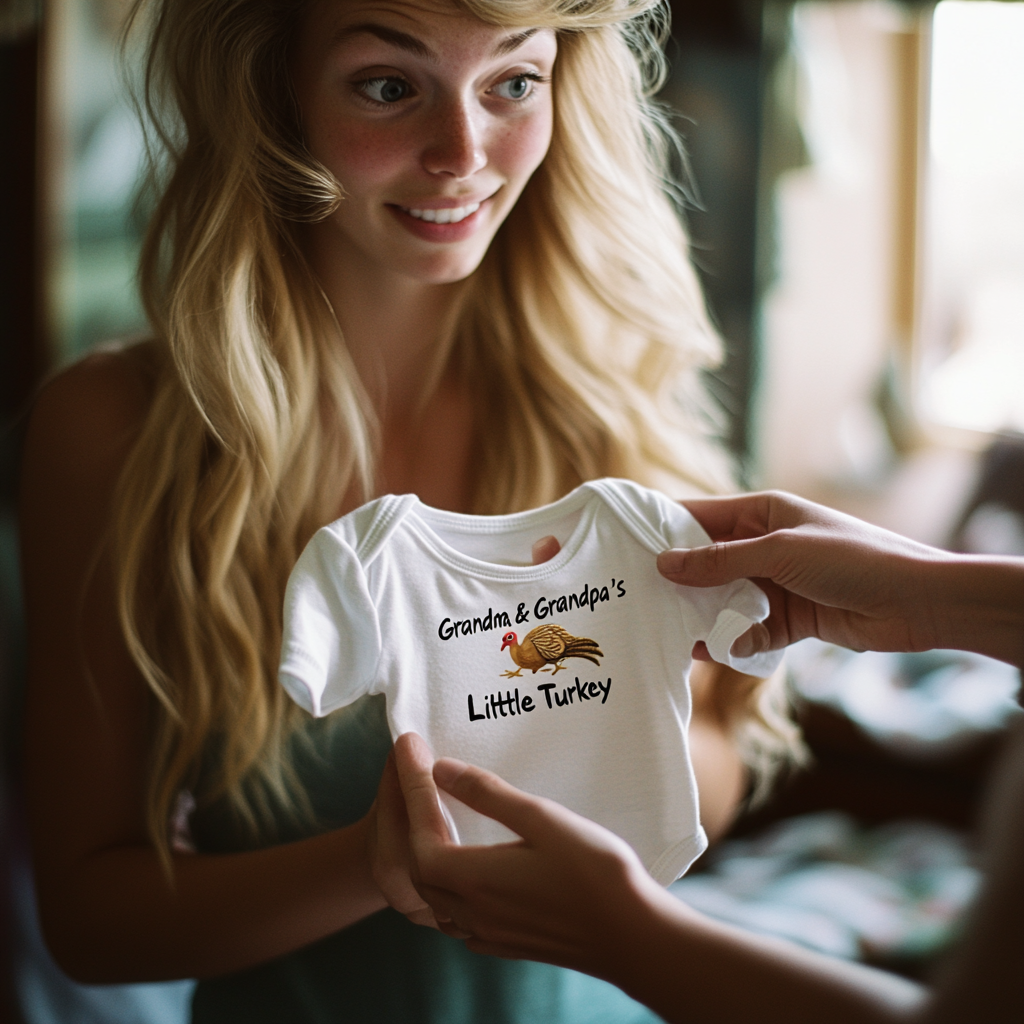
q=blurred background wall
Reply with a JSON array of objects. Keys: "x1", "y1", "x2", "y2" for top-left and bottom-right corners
[{"x1": 1, "y1": 1, "x2": 1022, "y2": 1021}]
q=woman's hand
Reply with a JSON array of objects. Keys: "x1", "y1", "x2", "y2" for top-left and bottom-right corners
[
  {"x1": 393, "y1": 732, "x2": 661, "y2": 972},
  {"x1": 661, "y1": 491, "x2": 1024, "y2": 668},
  {"x1": 393, "y1": 732, "x2": 925, "y2": 1024},
  {"x1": 365, "y1": 747, "x2": 440, "y2": 929}
]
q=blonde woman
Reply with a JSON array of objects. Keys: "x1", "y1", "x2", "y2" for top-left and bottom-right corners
[{"x1": 20, "y1": 0, "x2": 797, "y2": 1020}]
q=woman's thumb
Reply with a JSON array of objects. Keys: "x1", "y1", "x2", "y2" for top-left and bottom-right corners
[{"x1": 657, "y1": 536, "x2": 774, "y2": 588}]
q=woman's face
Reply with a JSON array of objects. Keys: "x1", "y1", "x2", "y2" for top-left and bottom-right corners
[{"x1": 293, "y1": 0, "x2": 557, "y2": 286}]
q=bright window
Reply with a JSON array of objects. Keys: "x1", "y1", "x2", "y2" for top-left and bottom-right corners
[{"x1": 919, "y1": 1, "x2": 1024, "y2": 435}]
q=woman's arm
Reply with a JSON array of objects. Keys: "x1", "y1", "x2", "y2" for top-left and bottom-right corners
[
  {"x1": 393, "y1": 733, "x2": 925, "y2": 1024},
  {"x1": 19, "y1": 355, "x2": 409, "y2": 983}
]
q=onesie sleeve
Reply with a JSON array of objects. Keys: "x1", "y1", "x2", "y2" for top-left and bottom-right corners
[
  {"x1": 646, "y1": 485, "x2": 784, "y2": 677},
  {"x1": 696, "y1": 583, "x2": 783, "y2": 677},
  {"x1": 279, "y1": 525, "x2": 382, "y2": 717}
]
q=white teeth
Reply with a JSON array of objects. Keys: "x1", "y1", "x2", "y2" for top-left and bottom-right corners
[{"x1": 404, "y1": 202, "x2": 480, "y2": 224}]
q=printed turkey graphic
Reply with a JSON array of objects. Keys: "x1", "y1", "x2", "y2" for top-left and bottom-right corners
[{"x1": 500, "y1": 624, "x2": 603, "y2": 677}]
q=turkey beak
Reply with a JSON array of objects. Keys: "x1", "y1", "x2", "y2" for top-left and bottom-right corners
[{"x1": 500, "y1": 639, "x2": 511, "y2": 651}]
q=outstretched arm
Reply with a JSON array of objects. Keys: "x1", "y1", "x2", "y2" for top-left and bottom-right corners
[
  {"x1": 661, "y1": 492, "x2": 1024, "y2": 668},
  {"x1": 394, "y1": 733, "x2": 925, "y2": 1024}
]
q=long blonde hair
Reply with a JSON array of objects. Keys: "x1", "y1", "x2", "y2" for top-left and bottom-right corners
[{"x1": 115, "y1": 0, "x2": 781, "y2": 865}]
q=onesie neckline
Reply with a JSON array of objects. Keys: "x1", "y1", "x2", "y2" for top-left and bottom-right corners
[{"x1": 402, "y1": 483, "x2": 602, "y2": 583}]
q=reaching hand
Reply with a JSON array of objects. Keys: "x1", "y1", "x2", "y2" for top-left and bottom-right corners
[
  {"x1": 393, "y1": 732, "x2": 929, "y2": 1024},
  {"x1": 657, "y1": 491, "x2": 1024, "y2": 668},
  {"x1": 365, "y1": 747, "x2": 440, "y2": 929},
  {"x1": 393, "y1": 732, "x2": 662, "y2": 974}
]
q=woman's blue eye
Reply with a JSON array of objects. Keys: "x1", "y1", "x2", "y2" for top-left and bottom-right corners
[
  {"x1": 494, "y1": 75, "x2": 533, "y2": 101},
  {"x1": 360, "y1": 77, "x2": 410, "y2": 104}
]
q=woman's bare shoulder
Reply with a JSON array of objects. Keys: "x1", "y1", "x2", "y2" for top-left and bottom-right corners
[
  {"x1": 22, "y1": 341, "x2": 162, "y2": 489},
  {"x1": 20, "y1": 344, "x2": 165, "y2": 520}
]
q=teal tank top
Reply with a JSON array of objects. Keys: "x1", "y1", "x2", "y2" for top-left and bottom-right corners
[{"x1": 189, "y1": 695, "x2": 663, "y2": 1024}]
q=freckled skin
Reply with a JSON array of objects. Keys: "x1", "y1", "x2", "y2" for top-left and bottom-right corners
[{"x1": 292, "y1": 0, "x2": 558, "y2": 287}]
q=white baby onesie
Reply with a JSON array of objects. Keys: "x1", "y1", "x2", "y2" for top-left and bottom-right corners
[{"x1": 279, "y1": 478, "x2": 782, "y2": 885}]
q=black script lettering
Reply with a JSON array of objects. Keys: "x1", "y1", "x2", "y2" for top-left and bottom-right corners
[
  {"x1": 617, "y1": 579, "x2": 626, "y2": 597},
  {"x1": 531, "y1": 579, "x2": 624, "y2": 622},
  {"x1": 438, "y1": 607, "x2": 511, "y2": 642},
  {"x1": 516, "y1": 603, "x2": 529, "y2": 624},
  {"x1": 536, "y1": 679, "x2": 611, "y2": 711},
  {"x1": 522, "y1": 694, "x2": 535, "y2": 712},
  {"x1": 468, "y1": 695, "x2": 485, "y2": 721}
]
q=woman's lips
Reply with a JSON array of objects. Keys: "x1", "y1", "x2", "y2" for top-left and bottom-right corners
[{"x1": 387, "y1": 197, "x2": 491, "y2": 242}]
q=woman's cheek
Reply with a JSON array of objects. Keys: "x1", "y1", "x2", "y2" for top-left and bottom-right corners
[
  {"x1": 503, "y1": 112, "x2": 553, "y2": 180},
  {"x1": 313, "y1": 120, "x2": 412, "y2": 192}
]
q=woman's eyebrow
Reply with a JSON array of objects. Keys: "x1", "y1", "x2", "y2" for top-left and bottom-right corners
[
  {"x1": 492, "y1": 28, "x2": 539, "y2": 57},
  {"x1": 333, "y1": 24, "x2": 540, "y2": 61},
  {"x1": 337, "y1": 23, "x2": 435, "y2": 60}
]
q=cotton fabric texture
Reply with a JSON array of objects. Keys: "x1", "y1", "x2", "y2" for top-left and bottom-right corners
[{"x1": 280, "y1": 478, "x2": 782, "y2": 884}]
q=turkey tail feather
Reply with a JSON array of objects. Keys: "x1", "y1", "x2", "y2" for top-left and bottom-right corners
[{"x1": 564, "y1": 639, "x2": 604, "y2": 663}]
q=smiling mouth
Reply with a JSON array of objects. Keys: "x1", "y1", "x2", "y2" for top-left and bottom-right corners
[{"x1": 399, "y1": 202, "x2": 481, "y2": 225}]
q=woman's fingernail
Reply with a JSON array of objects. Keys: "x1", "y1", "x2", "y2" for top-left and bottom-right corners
[
  {"x1": 657, "y1": 549, "x2": 687, "y2": 574},
  {"x1": 531, "y1": 535, "x2": 561, "y2": 564}
]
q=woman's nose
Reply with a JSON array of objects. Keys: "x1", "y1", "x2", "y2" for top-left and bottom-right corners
[{"x1": 421, "y1": 97, "x2": 487, "y2": 179}]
